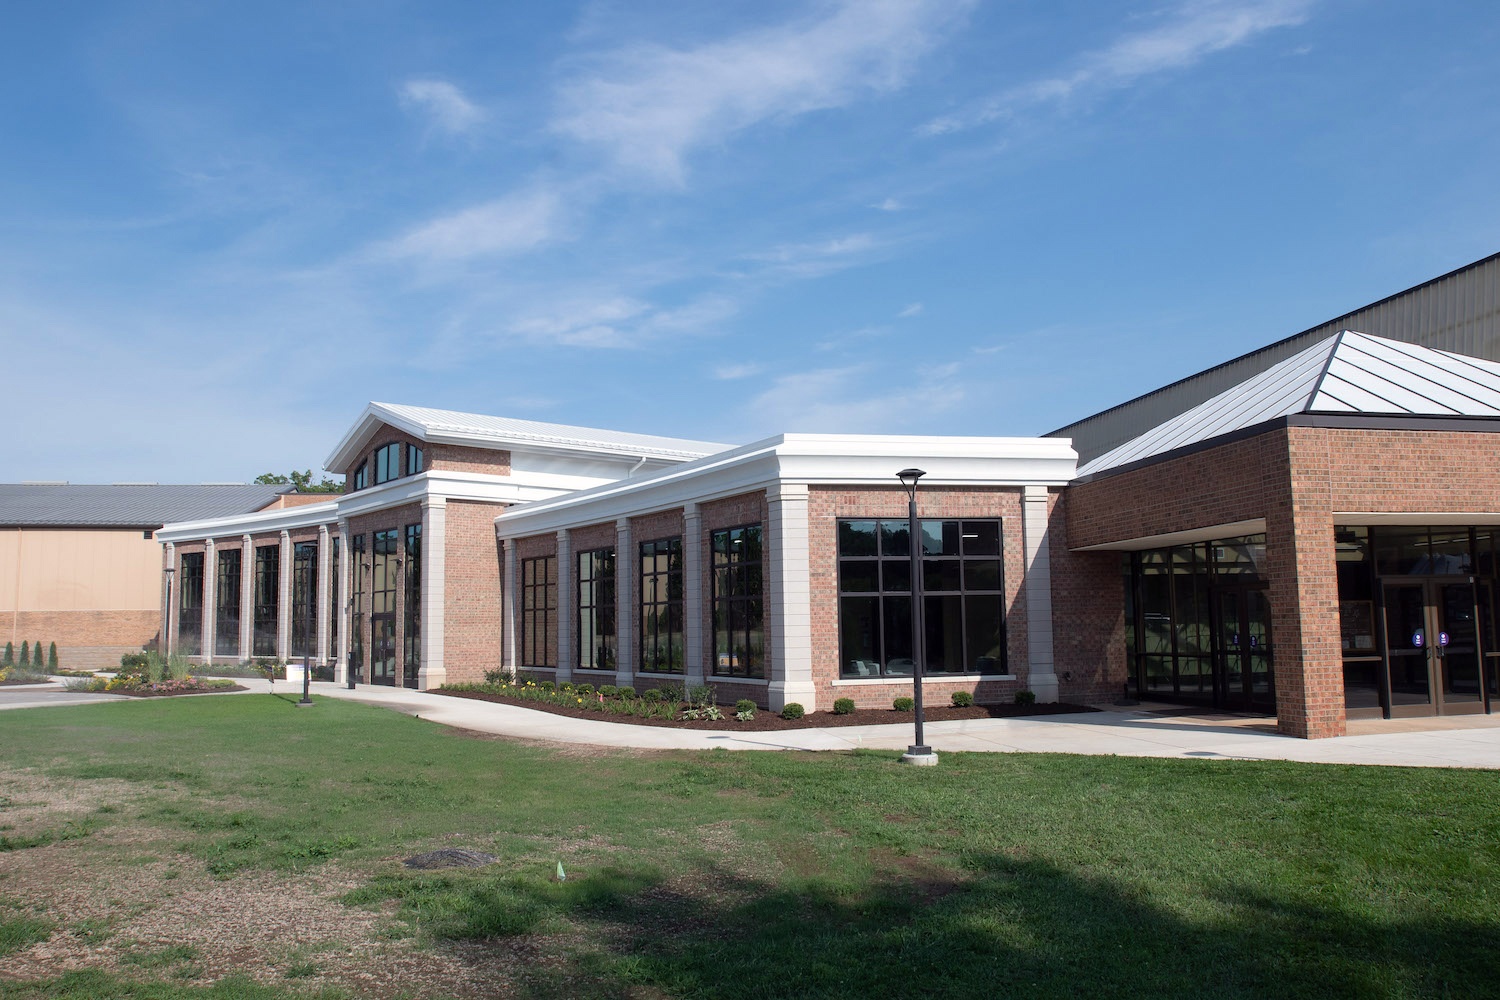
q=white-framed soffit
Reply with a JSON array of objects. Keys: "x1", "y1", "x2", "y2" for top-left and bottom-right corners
[
  {"x1": 496, "y1": 433, "x2": 1078, "y2": 539},
  {"x1": 324, "y1": 401, "x2": 730, "y2": 473}
]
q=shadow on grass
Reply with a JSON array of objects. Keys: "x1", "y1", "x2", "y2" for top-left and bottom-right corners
[{"x1": 372, "y1": 855, "x2": 1499, "y2": 1000}]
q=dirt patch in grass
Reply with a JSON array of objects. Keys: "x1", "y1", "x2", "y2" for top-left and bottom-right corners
[{"x1": 436, "y1": 688, "x2": 1097, "y2": 730}]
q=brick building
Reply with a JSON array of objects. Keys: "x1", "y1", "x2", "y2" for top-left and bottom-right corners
[{"x1": 154, "y1": 258, "x2": 1500, "y2": 739}]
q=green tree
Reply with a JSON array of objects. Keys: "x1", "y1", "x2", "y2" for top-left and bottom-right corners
[
  {"x1": 48, "y1": 642, "x2": 58, "y2": 670},
  {"x1": 254, "y1": 469, "x2": 343, "y2": 493},
  {"x1": 18, "y1": 641, "x2": 28, "y2": 667},
  {"x1": 2, "y1": 642, "x2": 12, "y2": 666}
]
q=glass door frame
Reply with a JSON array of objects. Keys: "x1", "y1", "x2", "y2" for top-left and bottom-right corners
[
  {"x1": 1210, "y1": 580, "x2": 1275, "y2": 712},
  {"x1": 1378, "y1": 575, "x2": 1487, "y2": 718}
]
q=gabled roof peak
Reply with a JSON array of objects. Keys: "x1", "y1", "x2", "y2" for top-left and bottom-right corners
[{"x1": 1076, "y1": 332, "x2": 1500, "y2": 478}]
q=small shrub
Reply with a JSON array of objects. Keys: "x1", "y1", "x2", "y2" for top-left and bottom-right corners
[
  {"x1": 598, "y1": 685, "x2": 618, "y2": 698},
  {"x1": 483, "y1": 667, "x2": 514, "y2": 686},
  {"x1": 734, "y1": 699, "x2": 756, "y2": 714},
  {"x1": 64, "y1": 677, "x2": 108, "y2": 693},
  {"x1": 539, "y1": 681, "x2": 556, "y2": 692},
  {"x1": 681, "y1": 705, "x2": 724, "y2": 721},
  {"x1": 833, "y1": 697, "x2": 856, "y2": 715},
  {"x1": 893, "y1": 696, "x2": 915, "y2": 712},
  {"x1": 19, "y1": 642, "x2": 30, "y2": 667},
  {"x1": 617, "y1": 685, "x2": 636, "y2": 699},
  {"x1": 642, "y1": 688, "x2": 663, "y2": 703},
  {"x1": 1014, "y1": 689, "x2": 1037, "y2": 706},
  {"x1": 558, "y1": 682, "x2": 575, "y2": 694},
  {"x1": 575, "y1": 683, "x2": 596, "y2": 697},
  {"x1": 951, "y1": 691, "x2": 974, "y2": 708},
  {"x1": 686, "y1": 684, "x2": 716, "y2": 708},
  {"x1": 735, "y1": 708, "x2": 756, "y2": 722},
  {"x1": 2, "y1": 642, "x2": 12, "y2": 666},
  {"x1": 47, "y1": 643, "x2": 58, "y2": 670},
  {"x1": 780, "y1": 702, "x2": 805, "y2": 720}
]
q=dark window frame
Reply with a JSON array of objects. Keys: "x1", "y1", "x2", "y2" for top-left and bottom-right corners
[
  {"x1": 407, "y1": 444, "x2": 425, "y2": 476},
  {"x1": 639, "y1": 537, "x2": 684, "y2": 674},
  {"x1": 374, "y1": 442, "x2": 401, "y2": 484},
  {"x1": 521, "y1": 555, "x2": 557, "y2": 667},
  {"x1": 291, "y1": 541, "x2": 318, "y2": 658},
  {"x1": 352, "y1": 461, "x2": 369, "y2": 491},
  {"x1": 215, "y1": 548, "x2": 241, "y2": 657},
  {"x1": 576, "y1": 547, "x2": 617, "y2": 672},
  {"x1": 253, "y1": 544, "x2": 279, "y2": 657},
  {"x1": 179, "y1": 552, "x2": 204, "y2": 656},
  {"x1": 404, "y1": 523, "x2": 422, "y2": 685},
  {"x1": 711, "y1": 524, "x2": 764, "y2": 679}
]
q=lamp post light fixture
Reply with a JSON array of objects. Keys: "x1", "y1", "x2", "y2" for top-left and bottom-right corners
[{"x1": 897, "y1": 468, "x2": 938, "y2": 766}]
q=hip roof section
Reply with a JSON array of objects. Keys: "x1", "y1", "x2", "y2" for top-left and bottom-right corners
[{"x1": 0, "y1": 483, "x2": 290, "y2": 528}]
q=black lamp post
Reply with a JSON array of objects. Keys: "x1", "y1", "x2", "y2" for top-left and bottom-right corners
[
  {"x1": 163, "y1": 566, "x2": 175, "y2": 660},
  {"x1": 897, "y1": 468, "x2": 937, "y2": 765}
]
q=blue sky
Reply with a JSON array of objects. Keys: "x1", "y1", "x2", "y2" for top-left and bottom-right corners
[{"x1": 5, "y1": 1, "x2": 1500, "y2": 483}]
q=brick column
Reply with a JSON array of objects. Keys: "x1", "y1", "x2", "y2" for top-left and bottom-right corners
[
  {"x1": 317, "y1": 525, "x2": 331, "y2": 667},
  {"x1": 681, "y1": 503, "x2": 705, "y2": 689},
  {"x1": 419, "y1": 499, "x2": 446, "y2": 690},
  {"x1": 767, "y1": 484, "x2": 815, "y2": 712},
  {"x1": 1022, "y1": 486, "x2": 1059, "y2": 702},
  {"x1": 162, "y1": 542, "x2": 175, "y2": 657},
  {"x1": 239, "y1": 534, "x2": 254, "y2": 660},
  {"x1": 501, "y1": 537, "x2": 517, "y2": 671},
  {"x1": 277, "y1": 530, "x2": 292, "y2": 662},
  {"x1": 336, "y1": 521, "x2": 351, "y2": 685},
  {"x1": 555, "y1": 529, "x2": 573, "y2": 684},
  {"x1": 202, "y1": 538, "x2": 217, "y2": 662},
  {"x1": 1268, "y1": 427, "x2": 1346, "y2": 738},
  {"x1": 614, "y1": 518, "x2": 635, "y2": 687}
]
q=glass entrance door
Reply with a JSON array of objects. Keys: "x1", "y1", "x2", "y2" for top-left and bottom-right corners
[
  {"x1": 1212, "y1": 584, "x2": 1274, "y2": 711},
  {"x1": 1381, "y1": 578, "x2": 1485, "y2": 717},
  {"x1": 371, "y1": 616, "x2": 396, "y2": 686}
]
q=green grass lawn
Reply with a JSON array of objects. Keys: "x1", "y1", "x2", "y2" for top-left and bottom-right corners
[{"x1": 1, "y1": 694, "x2": 1498, "y2": 999}]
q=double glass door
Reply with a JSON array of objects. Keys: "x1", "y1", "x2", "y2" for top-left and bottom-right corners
[
  {"x1": 1212, "y1": 584, "x2": 1274, "y2": 711},
  {"x1": 370, "y1": 615, "x2": 397, "y2": 686},
  {"x1": 1381, "y1": 577, "x2": 1485, "y2": 716}
]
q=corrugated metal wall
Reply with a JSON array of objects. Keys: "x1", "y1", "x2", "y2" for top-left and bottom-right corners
[{"x1": 1053, "y1": 252, "x2": 1500, "y2": 463}]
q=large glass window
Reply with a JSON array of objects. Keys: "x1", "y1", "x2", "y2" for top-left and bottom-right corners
[
  {"x1": 350, "y1": 534, "x2": 365, "y2": 678},
  {"x1": 639, "y1": 537, "x2": 683, "y2": 674},
  {"x1": 375, "y1": 443, "x2": 401, "y2": 484},
  {"x1": 712, "y1": 525, "x2": 764, "y2": 678},
  {"x1": 291, "y1": 542, "x2": 317, "y2": 658},
  {"x1": 521, "y1": 556, "x2": 556, "y2": 667},
  {"x1": 404, "y1": 524, "x2": 421, "y2": 685},
  {"x1": 328, "y1": 536, "x2": 340, "y2": 657},
  {"x1": 577, "y1": 548, "x2": 616, "y2": 671},
  {"x1": 837, "y1": 519, "x2": 1005, "y2": 678},
  {"x1": 178, "y1": 552, "x2": 204, "y2": 656},
  {"x1": 407, "y1": 444, "x2": 425, "y2": 475},
  {"x1": 352, "y1": 462, "x2": 368, "y2": 491},
  {"x1": 371, "y1": 529, "x2": 398, "y2": 685},
  {"x1": 215, "y1": 548, "x2": 241, "y2": 657},
  {"x1": 253, "y1": 545, "x2": 279, "y2": 657}
]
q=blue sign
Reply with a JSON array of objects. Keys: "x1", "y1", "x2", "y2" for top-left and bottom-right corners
[{"x1": 1412, "y1": 630, "x2": 1425, "y2": 648}]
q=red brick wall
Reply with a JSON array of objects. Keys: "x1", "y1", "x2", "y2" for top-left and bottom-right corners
[
  {"x1": 806, "y1": 485, "x2": 1028, "y2": 711},
  {"x1": 1048, "y1": 490, "x2": 1127, "y2": 705},
  {"x1": 442, "y1": 501, "x2": 505, "y2": 684},
  {"x1": 0, "y1": 611, "x2": 158, "y2": 670}
]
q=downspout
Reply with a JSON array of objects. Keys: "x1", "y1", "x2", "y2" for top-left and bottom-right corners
[{"x1": 627, "y1": 455, "x2": 648, "y2": 478}]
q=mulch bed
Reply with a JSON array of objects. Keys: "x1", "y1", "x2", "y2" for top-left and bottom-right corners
[
  {"x1": 435, "y1": 688, "x2": 1097, "y2": 731},
  {"x1": 115, "y1": 684, "x2": 249, "y2": 698}
]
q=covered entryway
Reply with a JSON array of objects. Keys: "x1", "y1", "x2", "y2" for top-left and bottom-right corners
[{"x1": 1379, "y1": 577, "x2": 1485, "y2": 717}]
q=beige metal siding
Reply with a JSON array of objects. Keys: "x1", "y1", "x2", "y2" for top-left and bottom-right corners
[{"x1": 0, "y1": 528, "x2": 162, "y2": 613}]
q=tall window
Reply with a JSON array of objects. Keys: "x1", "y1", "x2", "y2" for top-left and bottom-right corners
[
  {"x1": 353, "y1": 462, "x2": 368, "y2": 491},
  {"x1": 350, "y1": 534, "x2": 365, "y2": 677},
  {"x1": 375, "y1": 443, "x2": 401, "y2": 484},
  {"x1": 179, "y1": 552, "x2": 204, "y2": 656},
  {"x1": 371, "y1": 529, "x2": 398, "y2": 684},
  {"x1": 407, "y1": 444, "x2": 425, "y2": 475},
  {"x1": 837, "y1": 519, "x2": 1006, "y2": 678},
  {"x1": 404, "y1": 523, "x2": 422, "y2": 685},
  {"x1": 253, "y1": 545, "x2": 279, "y2": 656},
  {"x1": 712, "y1": 525, "x2": 764, "y2": 678},
  {"x1": 521, "y1": 556, "x2": 557, "y2": 667},
  {"x1": 215, "y1": 548, "x2": 241, "y2": 657},
  {"x1": 639, "y1": 537, "x2": 683, "y2": 674},
  {"x1": 577, "y1": 548, "x2": 616, "y2": 671},
  {"x1": 328, "y1": 536, "x2": 340, "y2": 657},
  {"x1": 291, "y1": 541, "x2": 318, "y2": 658}
]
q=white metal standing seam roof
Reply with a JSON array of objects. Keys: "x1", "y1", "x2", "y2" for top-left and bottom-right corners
[
  {"x1": 1076, "y1": 331, "x2": 1500, "y2": 478},
  {"x1": 324, "y1": 402, "x2": 733, "y2": 471},
  {"x1": 0, "y1": 484, "x2": 289, "y2": 527}
]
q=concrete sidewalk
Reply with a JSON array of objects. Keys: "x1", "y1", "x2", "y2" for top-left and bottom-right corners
[{"x1": 304, "y1": 682, "x2": 1500, "y2": 769}]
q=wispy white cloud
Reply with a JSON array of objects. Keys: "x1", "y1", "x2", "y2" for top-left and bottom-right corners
[
  {"x1": 400, "y1": 78, "x2": 486, "y2": 134},
  {"x1": 379, "y1": 184, "x2": 564, "y2": 262},
  {"x1": 505, "y1": 291, "x2": 738, "y2": 349},
  {"x1": 921, "y1": 0, "x2": 1313, "y2": 136},
  {"x1": 897, "y1": 302, "x2": 923, "y2": 318},
  {"x1": 874, "y1": 197, "x2": 904, "y2": 212},
  {"x1": 746, "y1": 362, "x2": 964, "y2": 432},
  {"x1": 554, "y1": 0, "x2": 973, "y2": 183},
  {"x1": 713, "y1": 362, "x2": 765, "y2": 380},
  {"x1": 744, "y1": 232, "x2": 881, "y2": 278}
]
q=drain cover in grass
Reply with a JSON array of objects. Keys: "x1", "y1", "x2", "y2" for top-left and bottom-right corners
[{"x1": 402, "y1": 849, "x2": 499, "y2": 869}]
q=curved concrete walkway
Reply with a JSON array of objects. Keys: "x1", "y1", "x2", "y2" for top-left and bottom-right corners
[{"x1": 6, "y1": 677, "x2": 1499, "y2": 768}]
